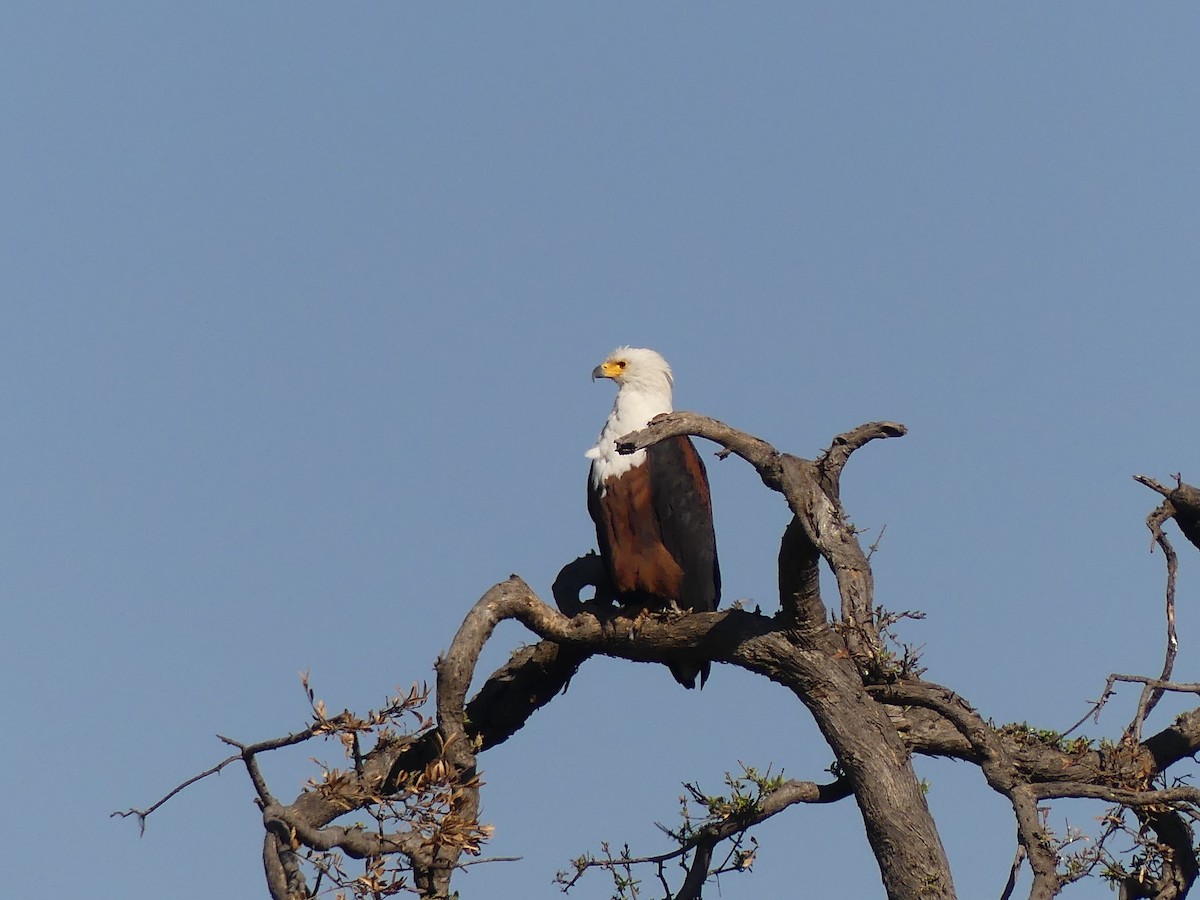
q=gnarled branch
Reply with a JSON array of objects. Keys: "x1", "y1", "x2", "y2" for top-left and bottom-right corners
[{"x1": 121, "y1": 425, "x2": 1200, "y2": 900}]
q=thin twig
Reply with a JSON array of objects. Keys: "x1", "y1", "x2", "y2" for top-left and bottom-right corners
[
  {"x1": 563, "y1": 776, "x2": 850, "y2": 892},
  {"x1": 458, "y1": 854, "x2": 524, "y2": 868},
  {"x1": 1060, "y1": 680, "x2": 1117, "y2": 739},
  {"x1": 866, "y1": 523, "x2": 888, "y2": 561},
  {"x1": 1127, "y1": 503, "x2": 1179, "y2": 742},
  {"x1": 110, "y1": 752, "x2": 241, "y2": 835},
  {"x1": 999, "y1": 843, "x2": 1026, "y2": 900}
]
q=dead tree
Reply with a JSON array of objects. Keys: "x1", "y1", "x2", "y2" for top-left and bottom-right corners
[{"x1": 115, "y1": 414, "x2": 1200, "y2": 900}]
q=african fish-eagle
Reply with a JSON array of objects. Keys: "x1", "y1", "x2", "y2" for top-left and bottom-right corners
[{"x1": 585, "y1": 347, "x2": 720, "y2": 689}]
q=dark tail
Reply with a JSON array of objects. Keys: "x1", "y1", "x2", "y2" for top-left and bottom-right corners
[{"x1": 669, "y1": 660, "x2": 710, "y2": 690}]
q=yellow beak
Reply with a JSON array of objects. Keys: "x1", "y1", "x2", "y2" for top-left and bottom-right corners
[{"x1": 591, "y1": 361, "x2": 621, "y2": 381}]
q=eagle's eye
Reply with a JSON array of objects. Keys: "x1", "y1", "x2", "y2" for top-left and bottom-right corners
[{"x1": 616, "y1": 360, "x2": 627, "y2": 369}]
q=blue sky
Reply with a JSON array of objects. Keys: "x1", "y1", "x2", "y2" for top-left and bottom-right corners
[{"x1": 4, "y1": 4, "x2": 1199, "y2": 898}]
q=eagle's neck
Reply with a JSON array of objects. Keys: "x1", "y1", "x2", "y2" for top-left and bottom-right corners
[{"x1": 588, "y1": 383, "x2": 673, "y2": 490}]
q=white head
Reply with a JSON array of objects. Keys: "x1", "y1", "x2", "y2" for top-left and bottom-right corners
[
  {"x1": 591, "y1": 346, "x2": 674, "y2": 397},
  {"x1": 587, "y1": 347, "x2": 676, "y2": 487}
]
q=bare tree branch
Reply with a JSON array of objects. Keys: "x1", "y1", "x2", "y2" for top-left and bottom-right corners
[
  {"x1": 1131, "y1": 504, "x2": 1180, "y2": 736},
  {"x1": 1136, "y1": 475, "x2": 1200, "y2": 552},
  {"x1": 110, "y1": 753, "x2": 242, "y2": 835},
  {"x1": 562, "y1": 775, "x2": 851, "y2": 899},
  {"x1": 619, "y1": 411, "x2": 900, "y2": 649},
  {"x1": 121, "y1": 431, "x2": 1200, "y2": 900}
]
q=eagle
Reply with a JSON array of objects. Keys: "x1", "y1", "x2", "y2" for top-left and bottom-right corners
[{"x1": 585, "y1": 347, "x2": 720, "y2": 689}]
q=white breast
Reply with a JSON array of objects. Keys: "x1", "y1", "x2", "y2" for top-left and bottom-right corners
[{"x1": 587, "y1": 390, "x2": 671, "y2": 491}]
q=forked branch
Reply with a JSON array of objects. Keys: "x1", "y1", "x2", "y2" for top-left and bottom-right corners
[{"x1": 118, "y1": 427, "x2": 1200, "y2": 900}]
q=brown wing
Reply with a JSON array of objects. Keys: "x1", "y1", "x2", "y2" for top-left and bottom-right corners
[
  {"x1": 646, "y1": 435, "x2": 720, "y2": 614},
  {"x1": 588, "y1": 460, "x2": 684, "y2": 602}
]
